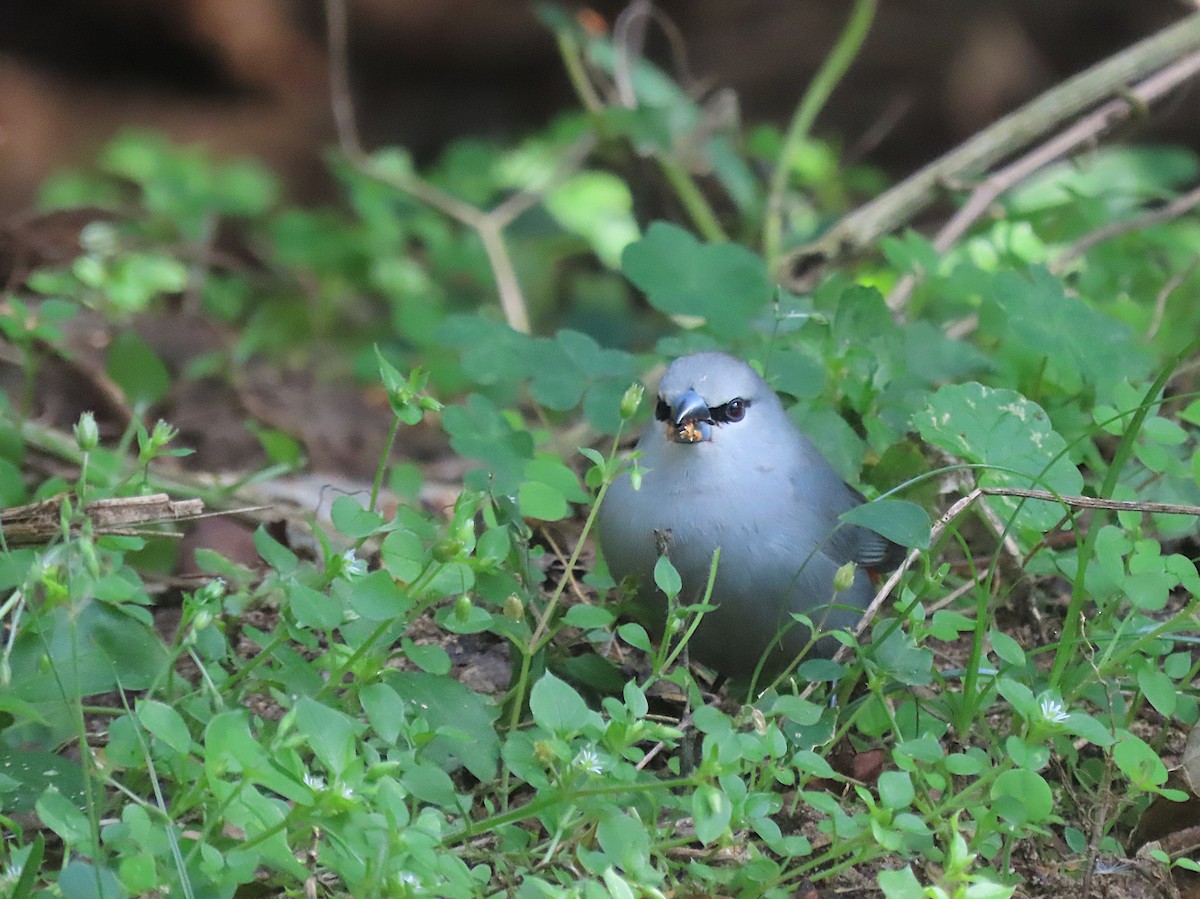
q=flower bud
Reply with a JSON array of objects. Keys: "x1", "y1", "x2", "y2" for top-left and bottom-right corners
[
  {"x1": 619, "y1": 383, "x2": 644, "y2": 420},
  {"x1": 833, "y1": 561, "x2": 857, "y2": 593},
  {"x1": 74, "y1": 411, "x2": 99, "y2": 452}
]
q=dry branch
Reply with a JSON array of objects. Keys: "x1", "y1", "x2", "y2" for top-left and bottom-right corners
[
  {"x1": 884, "y1": 50, "x2": 1200, "y2": 312},
  {"x1": 780, "y1": 10, "x2": 1200, "y2": 287},
  {"x1": 0, "y1": 493, "x2": 205, "y2": 546}
]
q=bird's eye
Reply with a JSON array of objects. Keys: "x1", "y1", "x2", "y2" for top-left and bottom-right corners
[
  {"x1": 710, "y1": 398, "x2": 748, "y2": 423},
  {"x1": 655, "y1": 398, "x2": 671, "y2": 422}
]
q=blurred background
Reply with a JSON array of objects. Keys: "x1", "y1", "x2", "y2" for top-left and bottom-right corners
[{"x1": 0, "y1": 0, "x2": 1194, "y2": 217}]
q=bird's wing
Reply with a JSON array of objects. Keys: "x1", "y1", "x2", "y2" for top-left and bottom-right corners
[{"x1": 789, "y1": 452, "x2": 905, "y2": 573}]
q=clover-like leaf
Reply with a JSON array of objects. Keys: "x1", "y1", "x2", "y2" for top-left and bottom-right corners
[
  {"x1": 622, "y1": 222, "x2": 769, "y2": 334},
  {"x1": 915, "y1": 382, "x2": 1084, "y2": 532}
]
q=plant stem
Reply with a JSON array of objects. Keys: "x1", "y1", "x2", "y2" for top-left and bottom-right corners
[
  {"x1": 1050, "y1": 339, "x2": 1198, "y2": 687},
  {"x1": 370, "y1": 415, "x2": 401, "y2": 515},
  {"x1": 762, "y1": 0, "x2": 877, "y2": 265},
  {"x1": 658, "y1": 157, "x2": 728, "y2": 243}
]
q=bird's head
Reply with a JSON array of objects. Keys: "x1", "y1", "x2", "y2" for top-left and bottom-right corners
[{"x1": 653, "y1": 352, "x2": 777, "y2": 447}]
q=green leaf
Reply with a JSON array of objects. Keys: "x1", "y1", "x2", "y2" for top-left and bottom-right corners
[
  {"x1": 525, "y1": 456, "x2": 589, "y2": 503},
  {"x1": 443, "y1": 394, "x2": 534, "y2": 494},
  {"x1": 692, "y1": 784, "x2": 733, "y2": 844},
  {"x1": 617, "y1": 623, "x2": 652, "y2": 652},
  {"x1": 137, "y1": 699, "x2": 192, "y2": 755},
  {"x1": 621, "y1": 222, "x2": 769, "y2": 334},
  {"x1": 36, "y1": 788, "x2": 91, "y2": 845},
  {"x1": 380, "y1": 529, "x2": 427, "y2": 582},
  {"x1": 791, "y1": 749, "x2": 837, "y2": 778},
  {"x1": 990, "y1": 769, "x2": 1053, "y2": 823},
  {"x1": 914, "y1": 382, "x2": 1084, "y2": 532},
  {"x1": 57, "y1": 860, "x2": 124, "y2": 899},
  {"x1": 402, "y1": 760, "x2": 460, "y2": 808},
  {"x1": 877, "y1": 771, "x2": 915, "y2": 810},
  {"x1": 204, "y1": 710, "x2": 266, "y2": 772},
  {"x1": 544, "y1": 171, "x2": 639, "y2": 269},
  {"x1": 1113, "y1": 733, "x2": 1168, "y2": 790},
  {"x1": 1125, "y1": 570, "x2": 1170, "y2": 610},
  {"x1": 517, "y1": 480, "x2": 569, "y2": 521},
  {"x1": 348, "y1": 569, "x2": 413, "y2": 621},
  {"x1": 0, "y1": 749, "x2": 85, "y2": 815},
  {"x1": 840, "y1": 499, "x2": 930, "y2": 549},
  {"x1": 293, "y1": 696, "x2": 363, "y2": 777},
  {"x1": 529, "y1": 672, "x2": 593, "y2": 735},
  {"x1": 563, "y1": 604, "x2": 616, "y2": 629},
  {"x1": 767, "y1": 695, "x2": 823, "y2": 725},
  {"x1": 980, "y1": 266, "x2": 1149, "y2": 395},
  {"x1": 653, "y1": 555, "x2": 682, "y2": 597},
  {"x1": 877, "y1": 865, "x2": 924, "y2": 899},
  {"x1": 360, "y1": 682, "x2": 406, "y2": 744},
  {"x1": 1005, "y1": 735, "x2": 1049, "y2": 772},
  {"x1": 106, "y1": 331, "x2": 170, "y2": 406},
  {"x1": 8, "y1": 604, "x2": 167, "y2": 707},
  {"x1": 386, "y1": 671, "x2": 500, "y2": 781},
  {"x1": 989, "y1": 629, "x2": 1027, "y2": 667},
  {"x1": 289, "y1": 583, "x2": 344, "y2": 630},
  {"x1": 765, "y1": 348, "x2": 826, "y2": 400},
  {"x1": 871, "y1": 623, "x2": 933, "y2": 686},
  {"x1": 1062, "y1": 711, "x2": 1115, "y2": 747},
  {"x1": 253, "y1": 526, "x2": 298, "y2": 575},
  {"x1": 330, "y1": 495, "x2": 385, "y2": 538},
  {"x1": 596, "y1": 809, "x2": 653, "y2": 880},
  {"x1": 401, "y1": 637, "x2": 452, "y2": 675}
]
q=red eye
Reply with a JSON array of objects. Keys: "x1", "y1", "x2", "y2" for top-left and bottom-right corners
[{"x1": 725, "y1": 398, "x2": 746, "y2": 421}]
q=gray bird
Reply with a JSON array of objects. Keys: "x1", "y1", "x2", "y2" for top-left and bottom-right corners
[{"x1": 598, "y1": 351, "x2": 901, "y2": 682}]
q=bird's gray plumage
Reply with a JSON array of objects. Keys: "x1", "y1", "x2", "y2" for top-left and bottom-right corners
[{"x1": 598, "y1": 351, "x2": 900, "y2": 681}]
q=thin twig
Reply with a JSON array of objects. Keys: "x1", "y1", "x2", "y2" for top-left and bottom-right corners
[
  {"x1": 324, "y1": 0, "x2": 361, "y2": 159},
  {"x1": 885, "y1": 49, "x2": 1200, "y2": 312},
  {"x1": 539, "y1": 528, "x2": 591, "y2": 606},
  {"x1": 490, "y1": 134, "x2": 599, "y2": 227},
  {"x1": 980, "y1": 485, "x2": 1200, "y2": 517},
  {"x1": 1146, "y1": 253, "x2": 1200, "y2": 341},
  {"x1": 323, "y1": 0, "x2": 555, "y2": 333},
  {"x1": 612, "y1": 0, "x2": 652, "y2": 108},
  {"x1": 1051, "y1": 182, "x2": 1200, "y2": 273},
  {"x1": 782, "y1": 10, "x2": 1200, "y2": 285},
  {"x1": 821, "y1": 482, "x2": 1200, "y2": 674}
]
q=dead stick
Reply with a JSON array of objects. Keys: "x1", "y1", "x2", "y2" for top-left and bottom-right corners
[
  {"x1": 782, "y1": 11, "x2": 1200, "y2": 283},
  {"x1": 885, "y1": 49, "x2": 1200, "y2": 313}
]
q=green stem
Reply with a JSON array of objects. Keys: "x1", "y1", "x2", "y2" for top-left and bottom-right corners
[
  {"x1": 444, "y1": 776, "x2": 697, "y2": 845},
  {"x1": 1050, "y1": 339, "x2": 1198, "y2": 687},
  {"x1": 762, "y1": 0, "x2": 877, "y2": 265},
  {"x1": 659, "y1": 157, "x2": 728, "y2": 243},
  {"x1": 370, "y1": 415, "x2": 402, "y2": 515},
  {"x1": 556, "y1": 30, "x2": 605, "y2": 114}
]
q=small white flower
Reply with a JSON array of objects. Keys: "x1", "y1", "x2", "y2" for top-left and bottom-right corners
[
  {"x1": 341, "y1": 549, "x2": 367, "y2": 579},
  {"x1": 1038, "y1": 694, "x2": 1069, "y2": 724},
  {"x1": 573, "y1": 747, "x2": 604, "y2": 775},
  {"x1": 338, "y1": 783, "x2": 355, "y2": 801},
  {"x1": 303, "y1": 772, "x2": 327, "y2": 792}
]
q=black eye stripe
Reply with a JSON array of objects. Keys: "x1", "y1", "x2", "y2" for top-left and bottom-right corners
[{"x1": 655, "y1": 396, "x2": 751, "y2": 424}]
